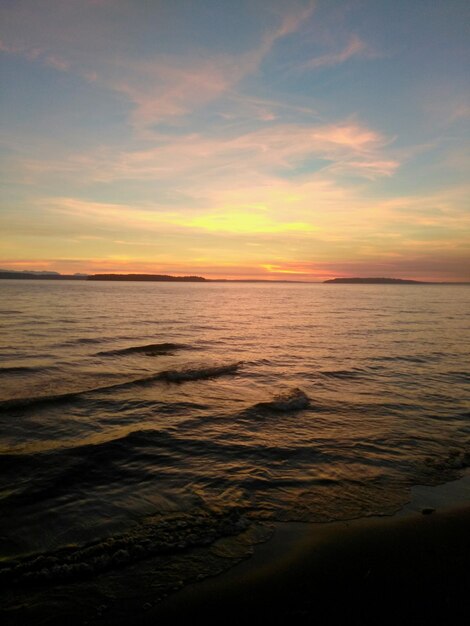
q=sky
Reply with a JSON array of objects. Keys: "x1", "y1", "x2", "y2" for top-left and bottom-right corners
[{"x1": 0, "y1": 0, "x2": 469, "y2": 281}]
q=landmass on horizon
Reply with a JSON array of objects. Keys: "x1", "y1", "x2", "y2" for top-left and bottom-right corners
[
  {"x1": 324, "y1": 277, "x2": 427, "y2": 284},
  {"x1": 1, "y1": 270, "x2": 468, "y2": 284}
]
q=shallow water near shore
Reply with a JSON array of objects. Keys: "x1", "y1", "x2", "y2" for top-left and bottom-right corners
[{"x1": 0, "y1": 280, "x2": 469, "y2": 591}]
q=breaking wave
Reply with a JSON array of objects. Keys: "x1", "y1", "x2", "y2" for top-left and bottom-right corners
[
  {"x1": 249, "y1": 387, "x2": 310, "y2": 413},
  {"x1": 97, "y1": 342, "x2": 188, "y2": 356},
  {"x1": 0, "y1": 507, "x2": 251, "y2": 586},
  {"x1": 0, "y1": 362, "x2": 242, "y2": 412},
  {"x1": 157, "y1": 362, "x2": 240, "y2": 382}
]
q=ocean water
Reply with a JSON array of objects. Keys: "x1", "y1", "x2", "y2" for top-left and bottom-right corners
[{"x1": 1, "y1": 280, "x2": 469, "y2": 590}]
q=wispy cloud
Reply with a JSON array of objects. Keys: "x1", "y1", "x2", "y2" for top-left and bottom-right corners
[
  {"x1": 1, "y1": 3, "x2": 315, "y2": 132},
  {"x1": 12, "y1": 119, "x2": 398, "y2": 186},
  {"x1": 0, "y1": 38, "x2": 70, "y2": 71},
  {"x1": 106, "y1": 5, "x2": 316, "y2": 131},
  {"x1": 300, "y1": 35, "x2": 372, "y2": 70}
]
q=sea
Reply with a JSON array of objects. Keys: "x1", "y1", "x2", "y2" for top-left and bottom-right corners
[{"x1": 1, "y1": 280, "x2": 469, "y2": 597}]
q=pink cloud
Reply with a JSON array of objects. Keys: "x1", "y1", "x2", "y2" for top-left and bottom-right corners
[
  {"x1": 110, "y1": 58, "x2": 233, "y2": 130},
  {"x1": 45, "y1": 55, "x2": 70, "y2": 71}
]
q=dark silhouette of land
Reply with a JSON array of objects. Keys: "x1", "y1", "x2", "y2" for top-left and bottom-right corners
[
  {"x1": 324, "y1": 277, "x2": 427, "y2": 284},
  {"x1": 88, "y1": 273, "x2": 206, "y2": 282},
  {"x1": 0, "y1": 270, "x2": 87, "y2": 280},
  {"x1": 88, "y1": 274, "x2": 306, "y2": 283}
]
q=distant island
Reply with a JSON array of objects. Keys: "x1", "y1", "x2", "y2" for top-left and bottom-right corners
[
  {"x1": 324, "y1": 277, "x2": 427, "y2": 284},
  {"x1": 0, "y1": 270, "x2": 88, "y2": 280},
  {"x1": 88, "y1": 274, "x2": 306, "y2": 283},
  {"x1": 88, "y1": 273, "x2": 206, "y2": 282}
]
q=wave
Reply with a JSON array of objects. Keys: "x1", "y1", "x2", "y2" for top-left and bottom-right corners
[
  {"x1": 66, "y1": 337, "x2": 104, "y2": 345},
  {"x1": 372, "y1": 355, "x2": 430, "y2": 364},
  {"x1": 157, "y1": 362, "x2": 240, "y2": 382},
  {"x1": 0, "y1": 427, "x2": 328, "y2": 476},
  {"x1": 97, "y1": 342, "x2": 188, "y2": 356},
  {"x1": 424, "y1": 448, "x2": 470, "y2": 473},
  {"x1": 0, "y1": 507, "x2": 250, "y2": 586},
  {"x1": 249, "y1": 387, "x2": 310, "y2": 413},
  {"x1": 444, "y1": 371, "x2": 470, "y2": 383},
  {"x1": 0, "y1": 366, "x2": 37, "y2": 374},
  {"x1": 0, "y1": 390, "x2": 84, "y2": 412},
  {"x1": 319, "y1": 368, "x2": 366, "y2": 379},
  {"x1": 0, "y1": 362, "x2": 241, "y2": 412}
]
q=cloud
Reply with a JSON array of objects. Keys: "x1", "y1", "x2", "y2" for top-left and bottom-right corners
[
  {"x1": 300, "y1": 35, "x2": 372, "y2": 70},
  {"x1": 36, "y1": 175, "x2": 469, "y2": 243},
  {"x1": 13, "y1": 119, "x2": 397, "y2": 186},
  {"x1": 41, "y1": 194, "x2": 315, "y2": 237},
  {"x1": 185, "y1": 211, "x2": 314, "y2": 234},
  {"x1": 107, "y1": 56, "x2": 242, "y2": 131},
  {"x1": 0, "y1": 2, "x2": 315, "y2": 132},
  {"x1": 106, "y1": 5, "x2": 316, "y2": 131},
  {"x1": 0, "y1": 38, "x2": 70, "y2": 71},
  {"x1": 43, "y1": 55, "x2": 70, "y2": 71},
  {"x1": 2, "y1": 179, "x2": 468, "y2": 282}
]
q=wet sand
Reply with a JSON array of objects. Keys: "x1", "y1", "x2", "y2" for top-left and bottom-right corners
[{"x1": 2, "y1": 476, "x2": 470, "y2": 626}]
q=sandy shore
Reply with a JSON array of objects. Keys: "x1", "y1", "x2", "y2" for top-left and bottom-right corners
[
  {"x1": 140, "y1": 474, "x2": 470, "y2": 625},
  {"x1": 153, "y1": 515, "x2": 470, "y2": 625},
  {"x1": 2, "y1": 475, "x2": 470, "y2": 626}
]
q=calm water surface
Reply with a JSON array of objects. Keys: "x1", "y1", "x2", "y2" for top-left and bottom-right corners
[{"x1": 1, "y1": 280, "x2": 469, "y2": 586}]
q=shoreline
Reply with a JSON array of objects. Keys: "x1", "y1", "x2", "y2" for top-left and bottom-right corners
[
  {"x1": 3, "y1": 474, "x2": 470, "y2": 625},
  {"x1": 147, "y1": 473, "x2": 470, "y2": 625}
]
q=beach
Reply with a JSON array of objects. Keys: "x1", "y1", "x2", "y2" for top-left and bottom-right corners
[{"x1": 155, "y1": 511, "x2": 470, "y2": 625}]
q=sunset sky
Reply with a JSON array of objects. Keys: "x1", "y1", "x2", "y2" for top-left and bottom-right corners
[{"x1": 1, "y1": 0, "x2": 469, "y2": 281}]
